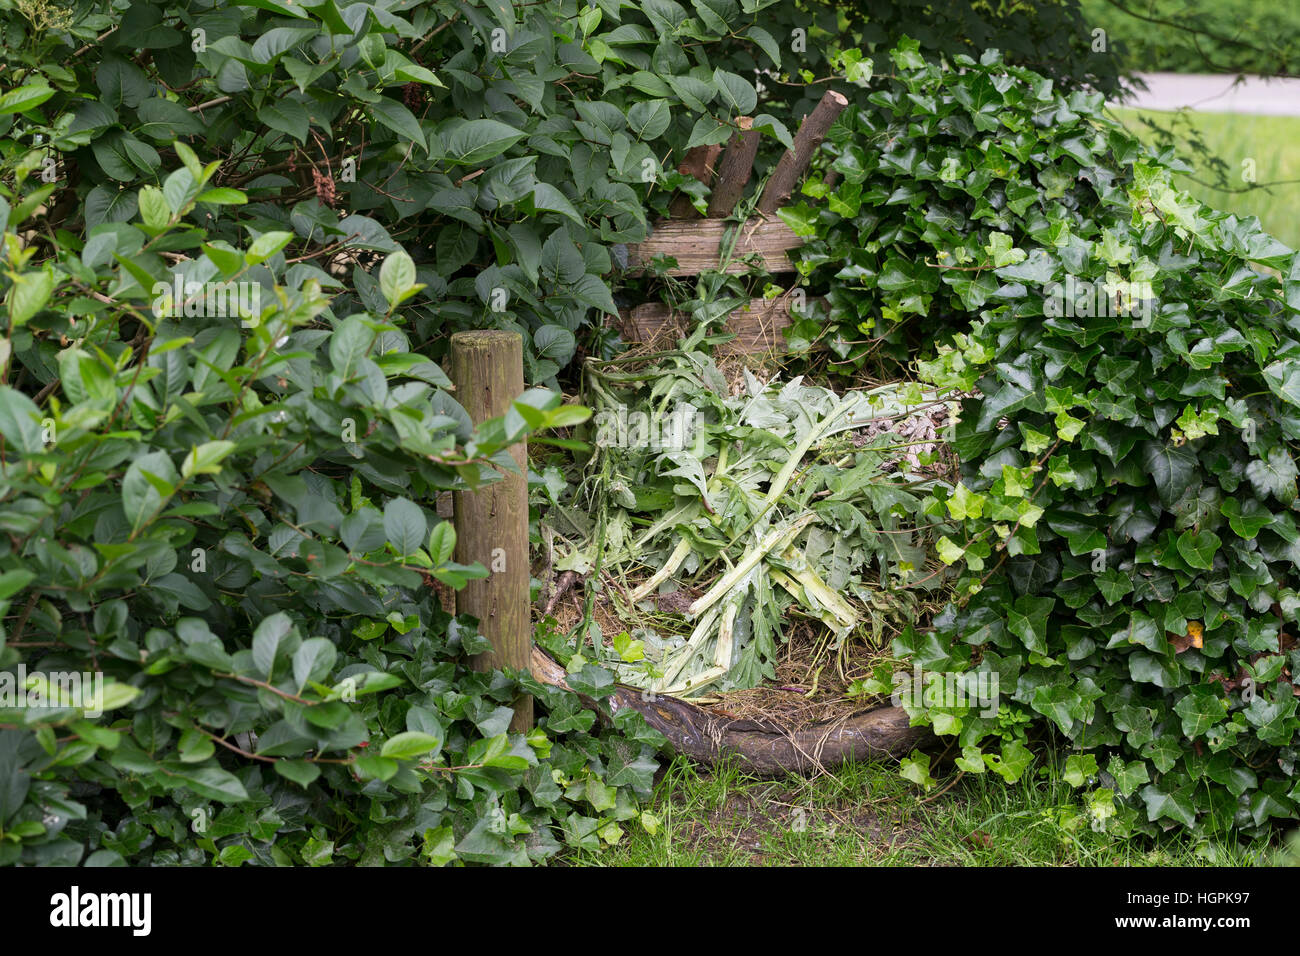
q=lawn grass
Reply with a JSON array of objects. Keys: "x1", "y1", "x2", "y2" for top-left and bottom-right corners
[
  {"x1": 1110, "y1": 107, "x2": 1300, "y2": 249},
  {"x1": 572, "y1": 755, "x2": 1273, "y2": 867}
]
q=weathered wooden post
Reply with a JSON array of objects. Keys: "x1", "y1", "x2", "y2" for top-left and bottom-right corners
[{"x1": 450, "y1": 330, "x2": 532, "y2": 732}]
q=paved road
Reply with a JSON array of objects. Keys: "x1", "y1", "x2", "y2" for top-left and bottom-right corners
[{"x1": 1115, "y1": 72, "x2": 1300, "y2": 116}]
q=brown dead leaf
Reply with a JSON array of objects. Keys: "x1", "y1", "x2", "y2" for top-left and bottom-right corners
[{"x1": 1170, "y1": 620, "x2": 1204, "y2": 654}]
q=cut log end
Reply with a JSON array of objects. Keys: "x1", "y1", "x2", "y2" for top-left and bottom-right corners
[{"x1": 756, "y1": 88, "x2": 852, "y2": 217}]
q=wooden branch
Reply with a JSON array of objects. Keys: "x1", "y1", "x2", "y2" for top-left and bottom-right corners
[
  {"x1": 756, "y1": 89, "x2": 849, "y2": 216},
  {"x1": 668, "y1": 144, "x2": 723, "y2": 219},
  {"x1": 619, "y1": 295, "x2": 823, "y2": 355},
  {"x1": 623, "y1": 218, "x2": 803, "y2": 276},
  {"x1": 451, "y1": 331, "x2": 532, "y2": 732},
  {"x1": 705, "y1": 116, "x2": 760, "y2": 218},
  {"x1": 531, "y1": 647, "x2": 931, "y2": 775}
]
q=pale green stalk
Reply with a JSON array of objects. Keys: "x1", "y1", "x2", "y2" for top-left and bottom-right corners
[
  {"x1": 686, "y1": 511, "x2": 816, "y2": 618},
  {"x1": 628, "y1": 536, "x2": 693, "y2": 603}
]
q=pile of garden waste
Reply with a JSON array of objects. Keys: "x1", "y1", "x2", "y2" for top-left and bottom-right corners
[{"x1": 542, "y1": 351, "x2": 959, "y2": 701}]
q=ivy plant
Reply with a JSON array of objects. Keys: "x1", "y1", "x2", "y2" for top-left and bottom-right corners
[{"x1": 790, "y1": 40, "x2": 1300, "y2": 837}]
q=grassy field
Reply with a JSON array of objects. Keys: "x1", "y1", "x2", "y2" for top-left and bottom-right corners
[
  {"x1": 573, "y1": 755, "x2": 1272, "y2": 867},
  {"x1": 1111, "y1": 107, "x2": 1300, "y2": 249}
]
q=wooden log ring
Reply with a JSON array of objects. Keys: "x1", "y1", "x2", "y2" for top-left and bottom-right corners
[{"x1": 531, "y1": 647, "x2": 932, "y2": 776}]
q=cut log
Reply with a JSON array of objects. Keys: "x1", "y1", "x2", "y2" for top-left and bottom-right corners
[
  {"x1": 619, "y1": 295, "x2": 822, "y2": 355},
  {"x1": 531, "y1": 647, "x2": 930, "y2": 775},
  {"x1": 705, "y1": 117, "x2": 760, "y2": 218},
  {"x1": 623, "y1": 218, "x2": 803, "y2": 276},
  {"x1": 667, "y1": 143, "x2": 722, "y2": 219},
  {"x1": 756, "y1": 89, "x2": 849, "y2": 216}
]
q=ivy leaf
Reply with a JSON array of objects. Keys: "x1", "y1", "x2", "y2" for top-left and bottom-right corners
[
  {"x1": 1263, "y1": 357, "x2": 1300, "y2": 407},
  {"x1": 1220, "y1": 498, "x2": 1272, "y2": 538},
  {"x1": 1106, "y1": 755, "x2": 1150, "y2": 797},
  {"x1": 1008, "y1": 595, "x2": 1054, "y2": 655},
  {"x1": 1031, "y1": 682, "x2": 1085, "y2": 734},
  {"x1": 1062, "y1": 753, "x2": 1098, "y2": 787},
  {"x1": 1141, "y1": 440, "x2": 1198, "y2": 507},
  {"x1": 1140, "y1": 783, "x2": 1197, "y2": 828},
  {"x1": 1173, "y1": 687, "x2": 1227, "y2": 739},
  {"x1": 984, "y1": 739, "x2": 1034, "y2": 782},
  {"x1": 1175, "y1": 529, "x2": 1220, "y2": 570},
  {"x1": 1245, "y1": 447, "x2": 1298, "y2": 501},
  {"x1": 899, "y1": 750, "x2": 937, "y2": 789}
]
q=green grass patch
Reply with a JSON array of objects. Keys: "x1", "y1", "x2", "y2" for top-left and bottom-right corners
[
  {"x1": 571, "y1": 755, "x2": 1274, "y2": 867},
  {"x1": 1112, "y1": 107, "x2": 1300, "y2": 250}
]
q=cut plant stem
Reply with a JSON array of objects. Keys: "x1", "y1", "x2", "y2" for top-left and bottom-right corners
[
  {"x1": 628, "y1": 537, "x2": 693, "y2": 603},
  {"x1": 661, "y1": 665, "x2": 727, "y2": 698},
  {"x1": 790, "y1": 563, "x2": 858, "y2": 633},
  {"x1": 687, "y1": 511, "x2": 817, "y2": 619},
  {"x1": 763, "y1": 395, "x2": 861, "y2": 506},
  {"x1": 714, "y1": 598, "x2": 740, "y2": 670},
  {"x1": 659, "y1": 604, "x2": 724, "y2": 688}
]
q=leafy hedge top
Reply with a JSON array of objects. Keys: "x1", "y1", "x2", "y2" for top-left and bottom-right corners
[
  {"x1": 788, "y1": 42, "x2": 1300, "y2": 835},
  {"x1": 0, "y1": 0, "x2": 1126, "y2": 387}
]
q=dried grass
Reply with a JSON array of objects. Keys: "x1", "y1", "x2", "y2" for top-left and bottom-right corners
[{"x1": 699, "y1": 624, "x2": 894, "y2": 729}]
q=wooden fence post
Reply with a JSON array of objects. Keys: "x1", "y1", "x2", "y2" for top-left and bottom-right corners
[{"x1": 450, "y1": 330, "x2": 532, "y2": 732}]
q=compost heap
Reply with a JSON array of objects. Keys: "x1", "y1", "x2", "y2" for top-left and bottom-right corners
[{"x1": 543, "y1": 351, "x2": 959, "y2": 718}]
